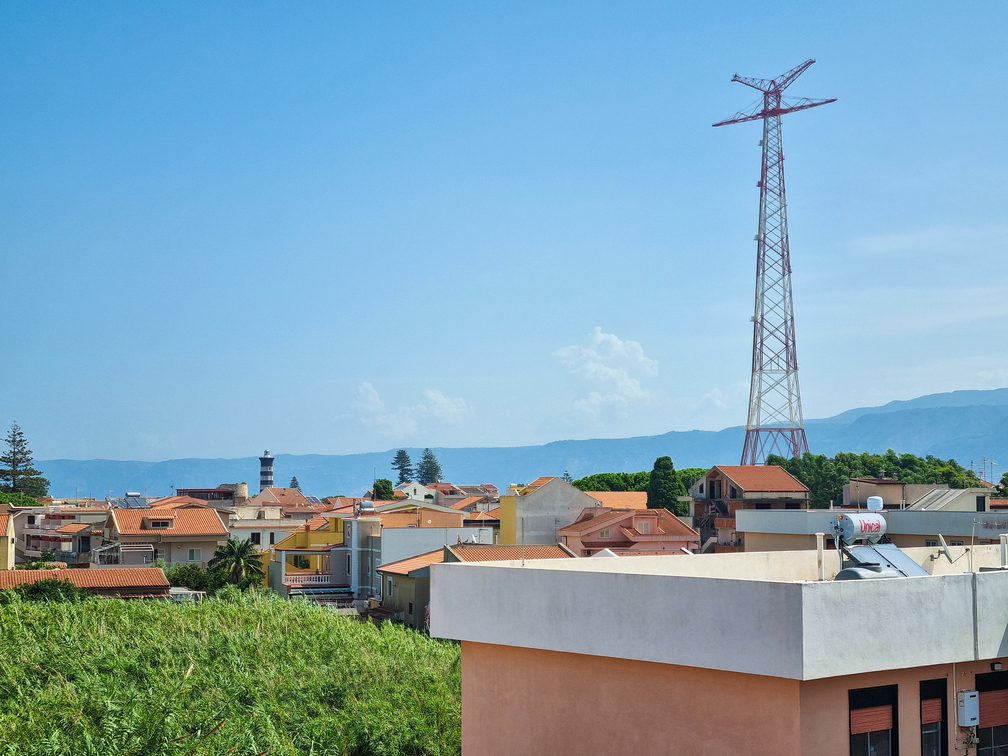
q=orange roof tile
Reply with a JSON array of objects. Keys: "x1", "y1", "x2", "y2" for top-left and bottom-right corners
[
  {"x1": 305, "y1": 515, "x2": 330, "y2": 531},
  {"x1": 376, "y1": 549, "x2": 445, "y2": 576},
  {"x1": 486, "y1": 507, "x2": 501, "y2": 518},
  {"x1": 713, "y1": 465, "x2": 809, "y2": 493},
  {"x1": 149, "y1": 496, "x2": 211, "y2": 509},
  {"x1": 55, "y1": 522, "x2": 93, "y2": 534},
  {"x1": 448, "y1": 544, "x2": 573, "y2": 562},
  {"x1": 0, "y1": 567, "x2": 169, "y2": 591},
  {"x1": 526, "y1": 476, "x2": 556, "y2": 489},
  {"x1": 450, "y1": 496, "x2": 484, "y2": 510},
  {"x1": 560, "y1": 508, "x2": 698, "y2": 540},
  {"x1": 463, "y1": 510, "x2": 500, "y2": 521},
  {"x1": 110, "y1": 508, "x2": 228, "y2": 537},
  {"x1": 0, "y1": 513, "x2": 9, "y2": 537},
  {"x1": 586, "y1": 491, "x2": 649, "y2": 510}
]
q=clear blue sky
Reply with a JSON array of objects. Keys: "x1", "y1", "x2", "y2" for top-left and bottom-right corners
[{"x1": 2, "y1": 2, "x2": 1006, "y2": 461}]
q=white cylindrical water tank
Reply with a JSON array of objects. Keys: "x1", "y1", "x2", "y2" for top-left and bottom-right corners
[{"x1": 835, "y1": 513, "x2": 886, "y2": 544}]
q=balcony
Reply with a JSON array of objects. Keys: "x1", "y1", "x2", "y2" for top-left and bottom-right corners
[{"x1": 284, "y1": 573, "x2": 342, "y2": 586}]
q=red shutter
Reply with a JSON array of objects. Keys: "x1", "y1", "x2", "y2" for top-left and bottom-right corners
[
  {"x1": 921, "y1": 698, "x2": 942, "y2": 725},
  {"x1": 979, "y1": 690, "x2": 1008, "y2": 728},
  {"x1": 851, "y1": 705, "x2": 893, "y2": 735}
]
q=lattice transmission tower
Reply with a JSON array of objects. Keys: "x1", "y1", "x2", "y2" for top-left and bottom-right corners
[{"x1": 713, "y1": 59, "x2": 835, "y2": 465}]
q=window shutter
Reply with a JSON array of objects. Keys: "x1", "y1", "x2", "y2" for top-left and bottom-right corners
[
  {"x1": 921, "y1": 698, "x2": 942, "y2": 725},
  {"x1": 979, "y1": 689, "x2": 1008, "y2": 728},
  {"x1": 851, "y1": 705, "x2": 893, "y2": 735}
]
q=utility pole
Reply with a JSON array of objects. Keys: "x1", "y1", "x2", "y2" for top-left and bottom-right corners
[{"x1": 713, "y1": 59, "x2": 835, "y2": 465}]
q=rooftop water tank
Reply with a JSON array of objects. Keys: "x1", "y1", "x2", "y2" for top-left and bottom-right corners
[{"x1": 835, "y1": 512, "x2": 886, "y2": 545}]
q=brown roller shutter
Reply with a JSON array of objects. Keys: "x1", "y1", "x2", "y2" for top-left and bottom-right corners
[
  {"x1": 851, "y1": 705, "x2": 893, "y2": 735},
  {"x1": 921, "y1": 698, "x2": 942, "y2": 725},
  {"x1": 980, "y1": 689, "x2": 1008, "y2": 728}
]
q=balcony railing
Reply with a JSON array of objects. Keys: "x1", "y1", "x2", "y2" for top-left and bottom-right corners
[{"x1": 285, "y1": 573, "x2": 339, "y2": 585}]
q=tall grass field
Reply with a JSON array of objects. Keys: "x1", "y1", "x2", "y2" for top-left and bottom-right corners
[{"x1": 0, "y1": 593, "x2": 461, "y2": 756}]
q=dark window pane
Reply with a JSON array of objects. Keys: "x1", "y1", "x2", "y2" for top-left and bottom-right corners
[
  {"x1": 921, "y1": 723, "x2": 940, "y2": 756},
  {"x1": 868, "y1": 730, "x2": 891, "y2": 756},
  {"x1": 850, "y1": 733, "x2": 869, "y2": 756}
]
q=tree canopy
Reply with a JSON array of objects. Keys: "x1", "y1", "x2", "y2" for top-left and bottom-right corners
[
  {"x1": 373, "y1": 478, "x2": 395, "y2": 500},
  {"x1": 0, "y1": 423, "x2": 49, "y2": 498},
  {"x1": 207, "y1": 538, "x2": 265, "y2": 584},
  {"x1": 289, "y1": 476, "x2": 301, "y2": 490},
  {"x1": 766, "y1": 449, "x2": 989, "y2": 509},
  {"x1": 392, "y1": 449, "x2": 414, "y2": 484},
  {"x1": 414, "y1": 449, "x2": 443, "y2": 485},
  {"x1": 647, "y1": 456, "x2": 687, "y2": 515},
  {"x1": 571, "y1": 471, "x2": 650, "y2": 492}
]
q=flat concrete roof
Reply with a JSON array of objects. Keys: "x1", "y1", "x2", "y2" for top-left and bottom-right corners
[
  {"x1": 736, "y1": 508, "x2": 1008, "y2": 539},
  {"x1": 430, "y1": 549, "x2": 1008, "y2": 681}
]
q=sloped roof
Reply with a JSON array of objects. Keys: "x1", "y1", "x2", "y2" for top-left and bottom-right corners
[
  {"x1": 526, "y1": 476, "x2": 556, "y2": 489},
  {"x1": 713, "y1": 465, "x2": 808, "y2": 493},
  {"x1": 376, "y1": 549, "x2": 445, "y2": 576},
  {"x1": 0, "y1": 567, "x2": 169, "y2": 591},
  {"x1": 448, "y1": 544, "x2": 573, "y2": 562},
  {"x1": 450, "y1": 496, "x2": 484, "y2": 510},
  {"x1": 463, "y1": 510, "x2": 500, "y2": 521},
  {"x1": 55, "y1": 522, "x2": 93, "y2": 534},
  {"x1": 0, "y1": 514, "x2": 9, "y2": 537},
  {"x1": 111, "y1": 508, "x2": 228, "y2": 537},
  {"x1": 149, "y1": 496, "x2": 211, "y2": 509},
  {"x1": 560, "y1": 508, "x2": 698, "y2": 540},
  {"x1": 586, "y1": 491, "x2": 649, "y2": 510}
]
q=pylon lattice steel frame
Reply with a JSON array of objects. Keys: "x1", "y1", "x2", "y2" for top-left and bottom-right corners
[{"x1": 713, "y1": 59, "x2": 835, "y2": 465}]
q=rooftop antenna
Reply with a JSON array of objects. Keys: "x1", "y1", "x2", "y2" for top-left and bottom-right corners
[{"x1": 713, "y1": 59, "x2": 835, "y2": 465}]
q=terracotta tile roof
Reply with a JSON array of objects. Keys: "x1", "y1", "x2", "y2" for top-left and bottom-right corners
[
  {"x1": 561, "y1": 508, "x2": 698, "y2": 540},
  {"x1": 486, "y1": 507, "x2": 501, "y2": 519},
  {"x1": 463, "y1": 510, "x2": 500, "y2": 521},
  {"x1": 0, "y1": 514, "x2": 9, "y2": 537},
  {"x1": 526, "y1": 476, "x2": 556, "y2": 489},
  {"x1": 110, "y1": 508, "x2": 228, "y2": 537},
  {"x1": 149, "y1": 496, "x2": 210, "y2": 509},
  {"x1": 586, "y1": 491, "x2": 649, "y2": 509},
  {"x1": 450, "y1": 496, "x2": 484, "y2": 510},
  {"x1": 376, "y1": 549, "x2": 445, "y2": 576},
  {"x1": 306, "y1": 515, "x2": 330, "y2": 531},
  {"x1": 448, "y1": 544, "x2": 573, "y2": 562},
  {"x1": 713, "y1": 465, "x2": 809, "y2": 493},
  {"x1": 559, "y1": 508, "x2": 633, "y2": 534},
  {"x1": 0, "y1": 567, "x2": 169, "y2": 592},
  {"x1": 55, "y1": 522, "x2": 93, "y2": 534}
]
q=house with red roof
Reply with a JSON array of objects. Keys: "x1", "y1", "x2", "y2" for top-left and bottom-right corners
[
  {"x1": 688, "y1": 465, "x2": 810, "y2": 552},
  {"x1": 0, "y1": 566, "x2": 170, "y2": 598},
  {"x1": 558, "y1": 507, "x2": 699, "y2": 557},
  {"x1": 99, "y1": 505, "x2": 229, "y2": 567}
]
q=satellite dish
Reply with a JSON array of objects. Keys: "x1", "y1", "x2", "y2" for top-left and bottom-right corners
[
  {"x1": 867, "y1": 496, "x2": 884, "y2": 512},
  {"x1": 939, "y1": 534, "x2": 954, "y2": 564}
]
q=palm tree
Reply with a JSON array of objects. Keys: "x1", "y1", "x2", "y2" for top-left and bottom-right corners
[{"x1": 208, "y1": 538, "x2": 265, "y2": 584}]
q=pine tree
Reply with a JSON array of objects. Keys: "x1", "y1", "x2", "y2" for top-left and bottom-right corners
[
  {"x1": 0, "y1": 422, "x2": 49, "y2": 497},
  {"x1": 647, "y1": 456, "x2": 685, "y2": 515},
  {"x1": 414, "y1": 448, "x2": 443, "y2": 485},
  {"x1": 392, "y1": 449, "x2": 414, "y2": 484},
  {"x1": 289, "y1": 476, "x2": 300, "y2": 490}
]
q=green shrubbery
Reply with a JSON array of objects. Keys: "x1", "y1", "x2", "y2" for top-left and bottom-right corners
[{"x1": 0, "y1": 592, "x2": 461, "y2": 755}]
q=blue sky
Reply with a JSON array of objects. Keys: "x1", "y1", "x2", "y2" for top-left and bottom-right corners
[{"x1": 2, "y1": 2, "x2": 1006, "y2": 461}]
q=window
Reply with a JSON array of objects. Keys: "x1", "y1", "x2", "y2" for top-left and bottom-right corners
[
  {"x1": 150, "y1": 519, "x2": 171, "y2": 529},
  {"x1": 638, "y1": 520, "x2": 650, "y2": 535},
  {"x1": 269, "y1": 531, "x2": 275, "y2": 545},
  {"x1": 920, "y1": 678, "x2": 947, "y2": 756},
  {"x1": 850, "y1": 685, "x2": 898, "y2": 756},
  {"x1": 250, "y1": 532, "x2": 261, "y2": 546},
  {"x1": 347, "y1": 554, "x2": 351, "y2": 574},
  {"x1": 730, "y1": 486, "x2": 739, "y2": 499},
  {"x1": 154, "y1": 548, "x2": 165, "y2": 561},
  {"x1": 188, "y1": 548, "x2": 202, "y2": 562},
  {"x1": 699, "y1": 483, "x2": 704, "y2": 494},
  {"x1": 408, "y1": 602, "x2": 413, "y2": 615},
  {"x1": 950, "y1": 541, "x2": 964, "y2": 547},
  {"x1": 978, "y1": 496, "x2": 988, "y2": 513},
  {"x1": 387, "y1": 578, "x2": 393, "y2": 597},
  {"x1": 925, "y1": 540, "x2": 938, "y2": 548},
  {"x1": 365, "y1": 557, "x2": 370, "y2": 576},
  {"x1": 599, "y1": 528, "x2": 610, "y2": 539},
  {"x1": 977, "y1": 671, "x2": 1008, "y2": 756}
]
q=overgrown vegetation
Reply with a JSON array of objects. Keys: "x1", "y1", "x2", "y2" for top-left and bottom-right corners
[
  {"x1": 767, "y1": 449, "x2": 989, "y2": 509},
  {"x1": 0, "y1": 593, "x2": 461, "y2": 755}
]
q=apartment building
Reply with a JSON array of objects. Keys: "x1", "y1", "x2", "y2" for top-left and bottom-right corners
[{"x1": 101, "y1": 505, "x2": 229, "y2": 566}]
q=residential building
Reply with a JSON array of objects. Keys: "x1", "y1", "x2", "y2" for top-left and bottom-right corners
[
  {"x1": 17, "y1": 504, "x2": 111, "y2": 565},
  {"x1": 395, "y1": 482, "x2": 437, "y2": 502},
  {"x1": 431, "y1": 540, "x2": 1008, "y2": 755},
  {"x1": 688, "y1": 464, "x2": 810, "y2": 551},
  {"x1": 844, "y1": 478, "x2": 992, "y2": 512},
  {"x1": 378, "y1": 543, "x2": 575, "y2": 631},
  {"x1": 0, "y1": 512, "x2": 15, "y2": 569},
  {"x1": 497, "y1": 477, "x2": 604, "y2": 545},
  {"x1": 100, "y1": 505, "x2": 229, "y2": 566},
  {"x1": 175, "y1": 483, "x2": 250, "y2": 508},
  {"x1": 0, "y1": 566, "x2": 170, "y2": 598},
  {"x1": 374, "y1": 500, "x2": 466, "y2": 529},
  {"x1": 558, "y1": 507, "x2": 699, "y2": 557},
  {"x1": 248, "y1": 487, "x2": 327, "y2": 520}
]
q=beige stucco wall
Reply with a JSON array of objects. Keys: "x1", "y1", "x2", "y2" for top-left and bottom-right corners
[
  {"x1": 743, "y1": 531, "x2": 821, "y2": 552},
  {"x1": 1, "y1": 518, "x2": 15, "y2": 570},
  {"x1": 461, "y1": 641, "x2": 801, "y2": 756}
]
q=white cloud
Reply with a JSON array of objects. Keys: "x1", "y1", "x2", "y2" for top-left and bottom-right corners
[
  {"x1": 555, "y1": 327, "x2": 658, "y2": 426},
  {"x1": 352, "y1": 383, "x2": 470, "y2": 440}
]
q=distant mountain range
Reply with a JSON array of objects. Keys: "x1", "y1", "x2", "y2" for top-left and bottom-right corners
[{"x1": 38, "y1": 387, "x2": 1008, "y2": 499}]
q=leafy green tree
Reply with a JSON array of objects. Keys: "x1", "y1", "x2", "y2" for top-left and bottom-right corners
[
  {"x1": 392, "y1": 449, "x2": 414, "y2": 484},
  {"x1": 15, "y1": 578, "x2": 88, "y2": 603},
  {"x1": 289, "y1": 476, "x2": 301, "y2": 490},
  {"x1": 164, "y1": 563, "x2": 228, "y2": 594},
  {"x1": 997, "y1": 473, "x2": 1008, "y2": 498},
  {"x1": 571, "y1": 471, "x2": 650, "y2": 492},
  {"x1": 0, "y1": 423, "x2": 49, "y2": 497},
  {"x1": 208, "y1": 538, "x2": 265, "y2": 584},
  {"x1": 414, "y1": 448, "x2": 443, "y2": 485},
  {"x1": 647, "y1": 456, "x2": 686, "y2": 515},
  {"x1": 373, "y1": 478, "x2": 395, "y2": 500},
  {"x1": 0, "y1": 492, "x2": 39, "y2": 508},
  {"x1": 677, "y1": 468, "x2": 707, "y2": 495}
]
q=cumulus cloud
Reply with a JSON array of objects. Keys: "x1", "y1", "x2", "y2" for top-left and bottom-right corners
[
  {"x1": 555, "y1": 327, "x2": 658, "y2": 424},
  {"x1": 353, "y1": 383, "x2": 470, "y2": 439}
]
